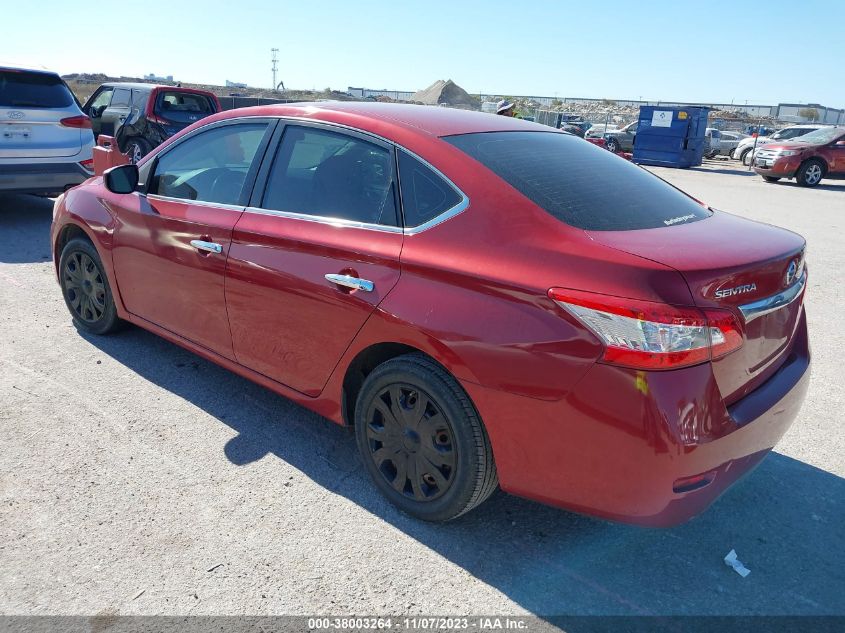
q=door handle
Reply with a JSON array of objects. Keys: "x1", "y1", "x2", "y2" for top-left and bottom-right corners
[
  {"x1": 325, "y1": 273, "x2": 374, "y2": 292},
  {"x1": 190, "y1": 240, "x2": 223, "y2": 254}
]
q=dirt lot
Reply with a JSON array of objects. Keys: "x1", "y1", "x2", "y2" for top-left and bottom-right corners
[{"x1": 1, "y1": 162, "x2": 843, "y2": 619}]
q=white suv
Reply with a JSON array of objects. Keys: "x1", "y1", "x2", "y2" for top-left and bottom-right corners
[{"x1": 0, "y1": 64, "x2": 94, "y2": 195}]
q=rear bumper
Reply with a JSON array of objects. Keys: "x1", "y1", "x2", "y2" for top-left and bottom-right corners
[
  {"x1": 0, "y1": 162, "x2": 91, "y2": 194},
  {"x1": 464, "y1": 308, "x2": 811, "y2": 527}
]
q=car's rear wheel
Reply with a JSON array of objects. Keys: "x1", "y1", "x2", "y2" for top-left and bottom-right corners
[
  {"x1": 740, "y1": 148, "x2": 753, "y2": 166},
  {"x1": 59, "y1": 238, "x2": 122, "y2": 335},
  {"x1": 124, "y1": 137, "x2": 151, "y2": 165},
  {"x1": 796, "y1": 159, "x2": 824, "y2": 187},
  {"x1": 605, "y1": 137, "x2": 620, "y2": 153},
  {"x1": 762, "y1": 176, "x2": 781, "y2": 183},
  {"x1": 354, "y1": 353, "x2": 498, "y2": 521}
]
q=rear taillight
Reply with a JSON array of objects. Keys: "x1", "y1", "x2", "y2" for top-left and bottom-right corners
[
  {"x1": 79, "y1": 158, "x2": 94, "y2": 172},
  {"x1": 60, "y1": 115, "x2": 92, "y2": 129},
  {"x1": 549, "y1": 288, "x2": 743, "y2": 370}
]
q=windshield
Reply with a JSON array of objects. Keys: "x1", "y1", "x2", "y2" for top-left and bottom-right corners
[
  {"x1": 792, "y1": 128, "x2": 843, "y2": 144},
  {"x1": 0, "y1": 70, "x2": 74, "y2": 108},
  {"x1": 444, "y1": 131, "x2": 711, "y2": 231}
]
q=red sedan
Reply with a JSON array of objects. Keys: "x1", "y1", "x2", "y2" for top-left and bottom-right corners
[{"x1": 51, "y1": 102, "x2": 810, "y2": 526}]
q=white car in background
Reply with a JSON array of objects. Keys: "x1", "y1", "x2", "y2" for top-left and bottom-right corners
[
  {"x1": 734, "y1": 124, "x2": 827, "y2": 165},
  {"x1": 0, "y1": 63, "x2": 94, "y2": 195}
]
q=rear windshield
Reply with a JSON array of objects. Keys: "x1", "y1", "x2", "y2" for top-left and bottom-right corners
[
  {"x1": 155, "y1": 91, "x2": 215, "y2": 123},
  {"x1": 444, "y1": 131, "x2": 711, "y2": 231},
  {"x1": 0, "y1": 70, "x2": 74, "y2": 108}
]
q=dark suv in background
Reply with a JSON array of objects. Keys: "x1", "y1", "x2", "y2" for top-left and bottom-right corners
[{"x1": 82, "y1": 83, "x2": 220, "y2": 163}]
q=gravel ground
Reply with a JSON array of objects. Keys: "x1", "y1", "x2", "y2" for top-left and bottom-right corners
[{"x1": 0, "y1": 161, "x2": 843, "y2": 619}]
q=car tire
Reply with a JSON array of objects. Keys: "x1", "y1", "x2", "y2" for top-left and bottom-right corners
[
  {"x1": 605, "y1": 137, "x2": 620, "y2": 153},
  {"x1": 762, "y1": 176, "x2": 781, "y2": 183},
  {"x1": 796, "y1": 159, "x2": 825, "y2": 187},
  {"x1": 58, "y1": 237, "x2": 122, "y2": 335},
  {"x1": 354, "y1": 353, "x2": 498, "y2": 522},
  {"x1": 124, "y1": 137, "x2": 151, "y2": 165},
  {"x1": 740, "y1": 148, "x2": 753, "y2": 166}
]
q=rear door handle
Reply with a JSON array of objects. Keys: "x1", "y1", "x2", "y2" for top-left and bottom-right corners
[
  {"x1": 190, "y1": 240, "x2": 223, "y2": 254},
  {"x1": 325, "y1": 274, "x2": 374, "y2": 292}
]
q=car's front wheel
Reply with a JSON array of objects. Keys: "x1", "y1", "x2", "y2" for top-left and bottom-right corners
[
  {"x1": 796, "y1": 159, "x2": 825, "y2": 187},
  {"x1": 605, "y1": 137, "x2": 620, "y2": 153},
  {"x1": 354, "y1": 353, "x2": 498, "y2": 521},
  {"x1": 59, "y1": 237, "x2": 122, "y2": 335}
]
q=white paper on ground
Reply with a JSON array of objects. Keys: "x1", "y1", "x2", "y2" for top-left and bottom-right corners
[{"x1": 724, "y1": 549, "x2": 751, "y2": 577}]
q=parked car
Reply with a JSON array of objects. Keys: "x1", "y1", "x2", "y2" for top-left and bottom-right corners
[
  {"x1": 0, "y1": 63, "x2": 94, "y2": 195},
  {"x1": 704, "y1": 128, "x2": 722, "y2": 158},
  {"x1": 604, "y1": 120, "x2": 638, "y2": 153},
  {"x1": 754, "y1": 126, "x2": 845, "y2": 186},
  {"x1": 734, "y1": 125, "x2": 826, "y2": 165},
  {"x1": 52, "y1": 102, "x2": 810, "y2": 526},
  {"x1": 585, "y1": 123, "x2": 619, "y2": 139},
  {"x1": 81, "y1": 82, "x2": 220, "y2": 164},
  {"x1": 718, "y1": 131, "x2": 749, "y2": 157}
]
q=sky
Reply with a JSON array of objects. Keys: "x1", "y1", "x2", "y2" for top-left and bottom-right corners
[{"x1": 3, "y1": 0, "x2": 843, "y2": 107}]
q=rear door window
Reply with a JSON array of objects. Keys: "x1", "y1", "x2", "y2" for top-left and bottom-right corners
[
  {"x1": 260, "y1": 125, "x2": 398, "y2": 227},
  {"x1": 445, "y1": 131, "x2": 711, "y2": 231},
  {"x1": 0, "y1": 70, "x2": 74, "y2": 108},
  {"x1": 110, "y1": 88, "x2": 131, "y2": 108},
  {"x1": 148, "y1": 122, "x2": 270, "y2": 205},
  {"x1": 155, "y1": 91, "x2": 216, "y2": 123},
  {"x1": 397, "y1": 150, "x2": 462, "y2": 227}
]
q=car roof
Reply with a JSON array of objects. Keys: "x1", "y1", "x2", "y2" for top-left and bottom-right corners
[
  {"x1": 217, "y1": 101, "x2": 556, "y2": 138},
  {"x1": 100, "y1": 82, "x2": 160, "y2": 90},
  {"x1": 0, "y1": 62, "x2": 57, "y2": 75}
]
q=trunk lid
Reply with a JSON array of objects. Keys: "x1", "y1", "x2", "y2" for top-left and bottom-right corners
[
  {"x1": 588, "y1": 211, "x2": 806, "y2": 403},
  {"x1": 0, "y1": 106, "x2": 83, "y2": 158}
]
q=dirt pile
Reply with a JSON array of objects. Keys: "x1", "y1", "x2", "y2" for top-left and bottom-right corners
[{"x1": 411, "y1": 80, "x2": 480, "y2": 109}]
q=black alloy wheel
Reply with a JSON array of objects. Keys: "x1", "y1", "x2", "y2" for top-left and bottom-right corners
[{"x1": 59, "y1": 238, "x2": 122, "y2": 335}]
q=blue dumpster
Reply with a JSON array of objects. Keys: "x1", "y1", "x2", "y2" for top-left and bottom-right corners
[{"x1": 632, "y1": 106, "x2": 710, "y2": 168}]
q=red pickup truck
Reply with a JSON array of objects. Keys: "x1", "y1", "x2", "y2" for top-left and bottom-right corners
[{"x1": 754, "y1": 126, "x2": 845, "y2": 187}]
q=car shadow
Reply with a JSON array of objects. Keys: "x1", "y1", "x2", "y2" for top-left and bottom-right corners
[
  {"x1": 0, "y1": 194, "x2": 55, "y2": 264},
  {"x1": 79, "y1": 326, "x2": 845, "y2": 618},
  {"x1": 689, "y1": 165, "x2": 756, "y2": 177}
]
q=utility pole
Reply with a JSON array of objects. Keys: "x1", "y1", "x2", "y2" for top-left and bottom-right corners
[{"x1": 271, "y1": 48, "x2": 279, "y2": 92}]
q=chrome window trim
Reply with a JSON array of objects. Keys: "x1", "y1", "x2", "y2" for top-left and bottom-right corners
[
  {"x1": 738, "y1": 270, "x2": 807, "y2": 323},
  {"x1": 144, "y1": 193, "x2": 246, "y2": 213},
  {"x1": 243, "y1": 206, "x2": 404, "y2": 234},
  {"x1": 245, "y1": 116, "x2": 470, "y2": 235},
  {"x1": 139, "y1": 112, "x2": 471, "y2": 234}
]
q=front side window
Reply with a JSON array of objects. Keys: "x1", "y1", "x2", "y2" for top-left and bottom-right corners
[
  {"x1": 261, "y1": 126, "x2": 398, "y2": 226},
  {"x1": 445, "y1": 131, "x2": 711, "y2": 231},
  {"x1": 149, "y1": 123, "x2": 269, "y2": 205},
  {"x1": 397, "y1": 151, "x2": 462, "y2": 227},
  {"x1": 87, "y1": 88, "x2": 113, "y2": 111}
]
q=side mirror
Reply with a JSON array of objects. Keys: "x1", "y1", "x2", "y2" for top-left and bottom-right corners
[{"x1": 104, "y1": 164, "x2": 139, "y2": 194}]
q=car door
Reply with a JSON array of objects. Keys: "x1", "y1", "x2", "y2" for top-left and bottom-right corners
[
  {"x1": 110, "y1": 119, "x2": 274, "y2": 359},
  {"x1": 99, "y1": 87, "x2": 132, "y2": 136},
  {"x1": 83, "y1": 86, "x2": 114, "y2": 138},
  {"x1": 822, "y1": 133, "x2": 845, "y2": 175},
  {"x1": 225, "y1": 122, "x2": 403, "y2": 396}
]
